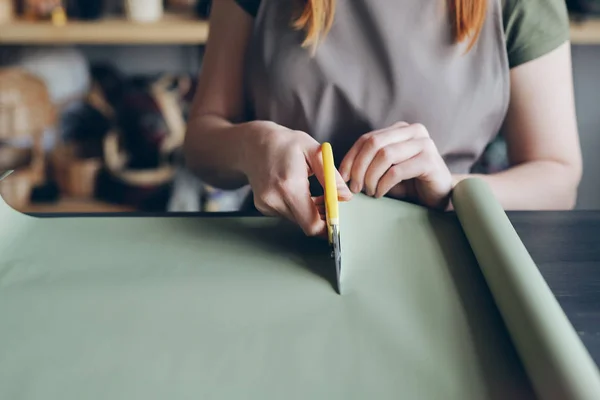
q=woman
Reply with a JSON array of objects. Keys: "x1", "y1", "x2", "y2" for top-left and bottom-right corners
[{"x1": 184, "y1": 0, "x2": 582, "y2": 236}]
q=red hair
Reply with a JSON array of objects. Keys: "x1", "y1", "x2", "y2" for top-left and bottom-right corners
[{"x1": 293, "y1": 0, "x2": 487, "y2": 52}]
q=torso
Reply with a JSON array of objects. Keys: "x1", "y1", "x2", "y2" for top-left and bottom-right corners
[{"x1": 244, "y1": 0, "x2": 510, "y2": 174}]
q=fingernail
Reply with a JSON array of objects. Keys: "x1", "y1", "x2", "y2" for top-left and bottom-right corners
[
  {"x1": 339, "y1": 166, "x2": 347, "y2": 180},
  {"x1": 351, "y1": 182, "x2": 360, "y2": 193}
]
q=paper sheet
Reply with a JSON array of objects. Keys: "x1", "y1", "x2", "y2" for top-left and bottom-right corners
[{"x1": 0, "y1": 184, "x2": 537, "y2": 399}]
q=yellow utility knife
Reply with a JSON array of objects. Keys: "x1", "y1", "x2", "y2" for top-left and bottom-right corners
[{"x1": 321, "y1": 143, "x2": 342, "y2": 294}]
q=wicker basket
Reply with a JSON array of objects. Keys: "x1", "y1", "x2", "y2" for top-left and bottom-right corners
[
  {"x1": 102, "y1": 75, "x2": 185, "y2": 188},
  {"x1": 0, "y1": 146, "x2": 34, "y2": 209},
  {"x1": 0, "y1": 68, "x2": 56, "y2": 140},
  {"x1": 103, "y1": 130, "x2": 175, "y2": 187},
  {"x1": 0, "y1": 68, "x2": 56, "y2": 208},
  {"x1": 0, "y1": 170, "x2": 33, "y2": 209},
  {"x1": 51, "y1": 144, "x2": 101, "y2": 198}
]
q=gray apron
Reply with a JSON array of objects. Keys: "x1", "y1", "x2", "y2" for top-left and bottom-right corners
[{"x1": 244, "y1": 0, "x2": 510, "y2": 175}]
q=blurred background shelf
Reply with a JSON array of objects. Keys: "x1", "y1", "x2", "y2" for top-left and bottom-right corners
[
  {"x1": 571, "y1": 18, "x2": 600, "y2": 45},
  {"x1": 1, "y1": 17, "x2": 600, "y2": 46},
  {"x1": 19, "y1": 198, "x2": 135, "y2": 213},
  {"x1": 2, "y1": 5, "x2": 600, "y2": 214},
  {"x1": 0, "y1": 14, "x2": 209, "y2": 45}
]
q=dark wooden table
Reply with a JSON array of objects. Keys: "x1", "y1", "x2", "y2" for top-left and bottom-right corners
[{"x1": 509, "y1": 211, "x2": 600, "y2": 366}]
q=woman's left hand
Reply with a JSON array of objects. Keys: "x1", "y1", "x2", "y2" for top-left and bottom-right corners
[{"x1": 339, "y1": 122, "x2": 453, "y2": 210}]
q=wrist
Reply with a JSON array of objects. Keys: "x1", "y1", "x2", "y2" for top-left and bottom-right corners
[{"x1": 233, "y1": 120, "x2": 276, "y2": 177}]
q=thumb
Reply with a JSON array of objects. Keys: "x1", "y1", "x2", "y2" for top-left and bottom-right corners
[
  {"x1": 306, "y1": 146, "x2": 353, "y2": 201},
  {"x1": 285, "y1": 187, "x2": 326, "y2": 237}
]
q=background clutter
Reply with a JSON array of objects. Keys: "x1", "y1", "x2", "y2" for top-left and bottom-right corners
[
  {"x1": 1, "y1": 1, "x2": 600, "y2": 212},
  {"x1": 0, "y1": 1, "x2": 252, "y2": 213}
]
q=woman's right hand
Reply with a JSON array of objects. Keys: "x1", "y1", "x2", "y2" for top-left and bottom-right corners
[{"x1": 241, "y1": 122, "x2": 352, "y2": 237}]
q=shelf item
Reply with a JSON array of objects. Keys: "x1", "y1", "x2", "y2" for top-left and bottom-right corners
[
  {"x1": 23, "y1": 0, "x2": 63, "y2": 21},
  {"x1": 0, "y1": 68, "x2": 55, "y2": 210},
  {"x1": 0, "y1": 0, "x2": 14, "y2": 24},
  {"x1": 51, "y1": 144, "x2": 102, "y2": 199},
  {"x1": 67, "y1": 0, "x2": 105, "y2": 21},
  {"x1": 570, "y1": 18, "x2": 600, "y2": 44},
  {"x1": 0, "y1": 68, "x2": 56, "y2": 139},
  {"x1": 125, "y1": 0, "x2": 163, "y2": 23},
  {"x1": 0, "y1": 167, "x2": 32, "y2": 211},
  {"x1": 0, "y1": 13, "x2": 209, "y2": 45}
]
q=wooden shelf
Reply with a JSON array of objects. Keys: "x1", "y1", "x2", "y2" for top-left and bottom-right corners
[
  {"x1": 1, "y1": 15, "x2": 598, "y2": 46},
  {"x1": 19, "y1": 198, "x2": 135, "y2": 213},
  {"x1": 0, "y1": 13, "x2": 209, "y2": 45},
  {"x1": 571, "y1": 19, "x2": 600, "y2": 45}
]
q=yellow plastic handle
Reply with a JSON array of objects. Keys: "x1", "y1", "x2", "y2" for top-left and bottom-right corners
[{"x1": 321, "y1": 142, "x2": 339, "y2": 223}]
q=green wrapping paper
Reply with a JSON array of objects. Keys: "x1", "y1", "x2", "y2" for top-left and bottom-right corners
[
  {"x1": 0, "y1": 171, "x2": 597, "y2": 399},
  {"x1": 453, "y1": 178, "x2": 600, "y2": 400}
]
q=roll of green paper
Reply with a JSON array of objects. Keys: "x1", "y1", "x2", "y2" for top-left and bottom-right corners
[{"x1": 453, "y1": 178, "x2": 600, "y2": 400}]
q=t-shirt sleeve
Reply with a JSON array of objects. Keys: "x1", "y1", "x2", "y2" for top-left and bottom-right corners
[
  {"x1": 234, "y1": 0, "x2": 261, "y2": 17},
  {"x1": 503, "y1": 0, "x2": 570, "y2": 68}
]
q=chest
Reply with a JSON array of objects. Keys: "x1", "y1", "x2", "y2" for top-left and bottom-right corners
[{"x1": 245, "y1": 0, "x2": 510, "y2": 172}]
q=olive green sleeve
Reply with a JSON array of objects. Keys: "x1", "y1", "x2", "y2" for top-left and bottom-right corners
[{"x1": 503, "y1": 0, "x2": 571, "y2": 69}]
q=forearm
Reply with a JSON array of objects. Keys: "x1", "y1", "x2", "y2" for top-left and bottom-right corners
[
  {"x1": 453, "y1": 160, "x2": 581, "y2": 210},
  {"x1": 183, "y1": 115, "x2": 256, "y2": 190}
]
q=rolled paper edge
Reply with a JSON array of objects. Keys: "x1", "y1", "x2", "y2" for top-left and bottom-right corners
[{"x1": 452, "y1": 178, "x2": 600, "y2": 400}]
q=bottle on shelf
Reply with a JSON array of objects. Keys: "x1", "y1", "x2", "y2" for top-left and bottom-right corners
[
  {"x1": 0, "y1": 0, "x2": 14, "y2": 24},
  {"x1": 125, "y1": 0, "x2": 163, "y2": 23}
]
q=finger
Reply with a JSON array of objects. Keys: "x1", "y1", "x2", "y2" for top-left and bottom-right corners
[
  {"x1": 407, "y1": 123, "x2": 430, "y2": 139},
  {"x1": 387, "y1": 182, "x2": 409, "y2": 199},
  {"x1": 376, "y1": 155, "x2": 431, "y2": 198},
  {"x1": 348, "y1": 127, "x2": 422, "y2": 194},
  {"x1": 315, "y1": 196, "x2": 342, "y2": 220},
  {"x1": 254, "y1": 192, "x2": 296, "y2": 223},
  {"x1": 318, "y1": 208, "x2": 326, "y2": 220},
  {"x1": 339, "y1": 122, "x2": 411, "y2": 181},
  {"x1": 364, "y1": 140, "x2": 424, "y2": 196},
  {"x1": 314, "y1": 197, "x2": 326, "y2": 213},
  {"x1": 306, "y1": 147, "x2": 353, "y2": 200},
  {"x1": 313, "y1": 195, "x2": 352, "y2": 206},
  {"x1": 337, "y1": 172, "x2": 354, "y2": 201},
  {"x1": 283, "y1": 182, "x2": 326, "y2": 237},
  {"x1": 287, "y1": 197, "x2": 326, "y2": 236},
  {"x1": 339, "y1": 135, "x2": 368, "y2": 182}
]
